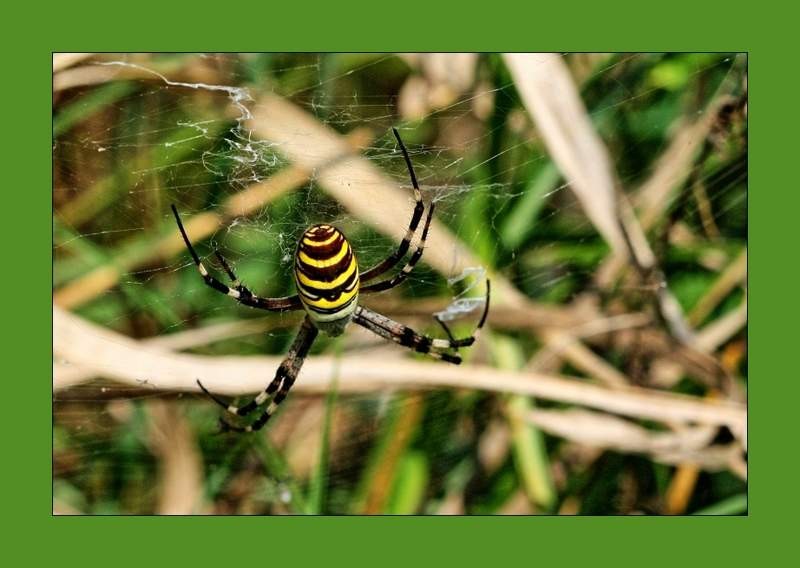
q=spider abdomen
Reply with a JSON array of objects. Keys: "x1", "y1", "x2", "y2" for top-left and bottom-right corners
[{"x1": 294, "y1": 224, "x2": 360, "y2": 335}]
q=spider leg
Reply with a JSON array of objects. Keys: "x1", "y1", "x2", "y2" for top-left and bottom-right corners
[
  {"x1": 434, "y1": 315, "x2": 459, "y2": 352},
  {"x1": 213, "y1": 249, "x2": 240, "y2": 284},
  {"x1": 353, "y1": 281, "x2": 490, "y2": 364},
  {"x1": 354, "y1": 312, "x2": 460, "y2": 364},
  {"x1": 227, "y1": 361, "x2": 300, "y2": 432},
  {"x1": 197, "y1": 316, "x2": 318, "y2": 431},
  {"x1": 360, "y1": 198, "x2": 435, "y2": 294},
  {"x1": 211, "y1": 249, "x2": 262, "y2": 304},
  {"x1": 360, "y1": 128, "x2": 427, "y2": 283},
  {"x1": 171, "y1": 204, "x2": 302, "y2": 311}
]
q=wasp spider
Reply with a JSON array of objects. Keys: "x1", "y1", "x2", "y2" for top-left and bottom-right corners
[{"x1": 171, "y1": 128, "x2": 490, "y2": 432}]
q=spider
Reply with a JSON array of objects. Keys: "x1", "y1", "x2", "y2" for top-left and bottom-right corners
[{"x1": 171, "y1": 128, "x2": 490, "y2": 432}]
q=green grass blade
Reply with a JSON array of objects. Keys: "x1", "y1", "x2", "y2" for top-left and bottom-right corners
[
  {"x1": 493, "y1": 333, "x2": 556, "y2": 511},
  {"x1": 54, "y1": 81, "x2": 137, "y2": 138},
  {"x1": 350, "y1": 394, "x2": 423, "y2": 514},
  {"x1": 387, "y1": 451, "x2": 429, "y2": 514},
  {"x1": 693, "y1": 493, "x2": 748, "y2": 515},
  {"x1": 500, "y1": 162, "x2": 560, "y2": 250}
]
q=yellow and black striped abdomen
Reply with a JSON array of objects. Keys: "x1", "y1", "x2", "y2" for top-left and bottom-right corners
[{"x1": 294, "y1": 224, "x2": 360, "y2": 334}]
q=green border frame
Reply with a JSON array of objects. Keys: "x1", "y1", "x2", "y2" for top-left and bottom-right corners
[{"x1": 21, "y1": 0, "x2": 784, "y2": 563}]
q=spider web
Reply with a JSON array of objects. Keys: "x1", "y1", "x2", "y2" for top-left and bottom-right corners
[{"x1": 53, "y1": 53, "x2": 747, "y2": 515}]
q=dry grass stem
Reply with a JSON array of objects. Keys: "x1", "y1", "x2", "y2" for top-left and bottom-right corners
[
  {"x1": 636, "y1": 96, "x2": 735, "y2": 228},
  {"x1": 696, "y1": 297, "x2": 748, "y2": 354},
  {"x1": 53, "y1": 53, "x2": 94, "y2": 73},
  {"x1": 689, "y1": 249, "x2": 747, "y2": 326},
  {"x1": 542, "y1": 330, "x2": 628, "y2": 388},
  {"x1": 502, "y1": 53, "x2": 625, "y2": 253},
  {"x1": 55, "y1": 315, "x2": 300, "y2": 390},
  {"x1": 664, "y1": 464, "x2": 701, "y2": 514},
  {"x1": 596, "y1": 95, "x2": 735, "y2": 287},
  {"x1": 528, "y1": 408, "x2": 744, "y2": 477},
  {"x1": 503, "y1": 53, "x2": 693, "y2": 345},
  {"x1": 55, "y1": 307, "x2": 746, "y2": 434}
]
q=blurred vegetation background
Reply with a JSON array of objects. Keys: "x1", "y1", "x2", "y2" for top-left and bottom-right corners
[{"x1": 53, "y1": 53, "x2": 747, "y2": 515}]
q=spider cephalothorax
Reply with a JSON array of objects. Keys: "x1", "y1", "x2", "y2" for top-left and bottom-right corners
[{"x1": 172, "y1": 128, "x2": 489, "y2": 433}]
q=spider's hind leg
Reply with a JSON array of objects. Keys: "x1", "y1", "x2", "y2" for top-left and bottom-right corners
[
  {"x1": 353, "y1": 280, "x2": 491, "y2": 365},
  {"x1": 195, "y1": 316, "x2": 319, "y2": 432}
]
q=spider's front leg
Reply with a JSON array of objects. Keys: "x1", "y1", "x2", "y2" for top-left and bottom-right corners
[
  {"x1": 197, "y1": 316, "x2": 319, "y2": 432},
  {"x1": 171, "y1": 204, "x2": 302, "y2": 311}
]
